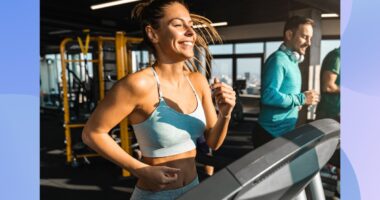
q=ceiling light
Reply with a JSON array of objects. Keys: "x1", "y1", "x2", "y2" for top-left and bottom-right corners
[
  {"x1": 193, "y1": 21, "x2": 228, "y2": 29},
  {"x1": 91, "y1": 0, "x2": 141, "y2": 10},
  {"x1": 321, "y1": 13, "x2": 339, "y2": 18},
  {"x1": 48, "y1": 30, "x2": 72, "y2": 35}
]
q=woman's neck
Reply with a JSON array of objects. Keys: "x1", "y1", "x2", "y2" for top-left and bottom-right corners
[{"x1": 153, "y1": 61, "x2": 187, "y2": 86}]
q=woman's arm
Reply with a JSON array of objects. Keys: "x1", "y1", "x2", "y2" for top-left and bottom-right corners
[
  {"x1": 82, "y1": 74, "x2": 180, "y2": 188},
  {"x1": 82, "y1": 75, "x2": 148, "y2": 174},
  {"x1": 192, "y1": 73, "x2": 236, "y2": 150}
]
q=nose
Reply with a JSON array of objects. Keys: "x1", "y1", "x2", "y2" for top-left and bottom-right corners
[
  {"x1": 184, "y1": 24, "x2": 195, "y2": 37},
  {"x1": 306, "y1": 38, "x2": 312, "y2": 46}
]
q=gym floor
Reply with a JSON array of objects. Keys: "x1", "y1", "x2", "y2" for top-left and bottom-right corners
[{"x1": 40, "y1": 108, "x2": 337, "y2": 200}]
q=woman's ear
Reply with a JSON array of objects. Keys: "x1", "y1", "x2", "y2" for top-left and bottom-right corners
[
  {"x1": 285, "y1": 29, "x2": 293, "y2": 41},
  {"x1": 145, "y1": 25, "x2": 159, "y2": 43}
]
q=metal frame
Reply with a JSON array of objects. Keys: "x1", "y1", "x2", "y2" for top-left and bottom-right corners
[{"x1": 59, "y1": 32, "x2": 142, "y2": 176}]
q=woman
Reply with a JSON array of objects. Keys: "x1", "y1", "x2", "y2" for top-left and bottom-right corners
[{"x1": 82, "y1": 0, "x2": 236, "y2": 199}]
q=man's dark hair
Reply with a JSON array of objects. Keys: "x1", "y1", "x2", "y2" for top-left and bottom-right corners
[{"x1": 283, "y1": 16, "x2": 314, "y2": 37}]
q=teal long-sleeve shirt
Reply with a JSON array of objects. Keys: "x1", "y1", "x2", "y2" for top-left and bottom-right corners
[{"x1": 258, "y1": 49, "x2": 306, "y2": 137}]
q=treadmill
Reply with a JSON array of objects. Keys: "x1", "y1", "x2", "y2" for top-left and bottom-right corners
[{"x1": 178, "y1": 119, "x2": 340, "y2": 200}]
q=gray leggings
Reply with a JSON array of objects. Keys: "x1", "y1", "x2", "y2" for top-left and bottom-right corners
[{"x1": 130, "y1": 177, "x2": 199, "y2": 200}]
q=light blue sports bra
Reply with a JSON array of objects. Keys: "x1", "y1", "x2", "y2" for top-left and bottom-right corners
[{"x1": 131, "y1": 67, "x2": 206, "y2": 157}]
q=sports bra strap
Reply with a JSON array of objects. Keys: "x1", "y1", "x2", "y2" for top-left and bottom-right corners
[
  {"x1": 151, "y1": 67, "x2": 199, "y2": 100},
  {"x1": 185, "y1": 76, "x2": 198, "y2": 97},
  {"x1": 150, "y1": 67, "x2": 163, "y2": 99}
]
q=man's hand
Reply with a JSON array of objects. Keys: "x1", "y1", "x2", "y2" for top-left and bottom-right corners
[{"x1": 303, "y1": 90, "x2": 319, "y2": 105}]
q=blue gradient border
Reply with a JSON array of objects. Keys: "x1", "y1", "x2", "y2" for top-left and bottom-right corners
[
  {"x1": 0, "y1": 0, "x2": 379, "y2": 199},
  {"x1": 341, "y1": 0, "x2": 380, "y2": 199},
  {"x1": 0, "y1": 0, "x2": 39, "y2": 199}
]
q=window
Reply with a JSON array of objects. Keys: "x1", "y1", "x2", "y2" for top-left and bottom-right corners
[
  {"x1": 132, "y1": 50, "x2": 150, "y2": 72},
  {"x1": 209, "y1": 42, "x2": 265, "y2": 90},
  {"x1": 265, "y1": 41, "x2": 282, "y2": 60},
  {"x1": 40, "y1": 54, "x2": 63, "y2": 108},
  {"x1": 211, "y1": 58, "x2": 233, "y2": 85},
  {"x1": 321, "y1": 40, "x2": 340, "y2": 61},
  {"x1": 209, "y1": 44, "x2": 233, "y2": 55},
  {"x1": 235, "y1": 43, "x2": 264, "y2": 54},
  {"x1": 236, "y1": 58, "x2": 261, "y2": 86}
]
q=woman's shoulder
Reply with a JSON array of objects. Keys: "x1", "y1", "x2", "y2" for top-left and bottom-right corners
[
  {"x1": 115, "y1": 67, "x2": 156, "y2": 96},
  {"x1": 187, "y1": 71, "x2": 209, "y2": 93},
  {"x1": 188, "y1": 71, "x2": 208, "y2": 82}
]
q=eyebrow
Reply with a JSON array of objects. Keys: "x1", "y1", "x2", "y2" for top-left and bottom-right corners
[{"x1": 168, "y1": 18, "x2": 193, "y2": 25}]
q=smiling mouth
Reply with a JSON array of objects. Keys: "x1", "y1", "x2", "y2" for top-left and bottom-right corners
[
  {"x1": 179, "y1": 41, "x2": 194, "y2": 47},
  {"x1": 299, "y1": 47, "x2": 307, "y2": 52}
]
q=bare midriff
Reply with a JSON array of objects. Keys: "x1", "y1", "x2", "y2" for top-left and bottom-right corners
[{"x1": 136, "y1": 148, "x2": 198, "y2": 191}]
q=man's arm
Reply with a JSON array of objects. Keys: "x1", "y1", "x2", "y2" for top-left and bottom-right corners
[
  {"x1": 321, "y1": 71, "x2": 340, "y2": 93},
  {"x1": 261, "y1": 57, "x2": 305, "y2": 108}
]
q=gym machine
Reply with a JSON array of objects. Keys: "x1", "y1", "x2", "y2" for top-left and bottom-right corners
[
  {"x1": 179, "y1": 119, "x2": 339, "y2": 199},
  {"x1": 59, "y1": 31, "x2": 142, "y2": 176}
]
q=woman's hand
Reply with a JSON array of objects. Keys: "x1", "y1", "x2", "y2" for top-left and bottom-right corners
[
  {"x1": 211, "y1": 78, "x2": 236, "y2": 118},
  {"x1": 134, "y1": 165, "x2": 181, "y2": 191}
]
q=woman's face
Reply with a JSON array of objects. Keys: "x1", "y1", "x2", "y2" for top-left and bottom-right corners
[{"x1": 152, "y1": 2, "x2": 197, "y2": 61}]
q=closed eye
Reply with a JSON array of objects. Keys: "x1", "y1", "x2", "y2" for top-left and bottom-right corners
[{"x1": 169, "y1": 18, "x2": 193, "y2": 29}]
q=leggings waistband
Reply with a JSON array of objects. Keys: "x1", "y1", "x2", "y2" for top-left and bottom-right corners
[{"x1": 130, "y1": 177, "x2": 199, "y2": 200}]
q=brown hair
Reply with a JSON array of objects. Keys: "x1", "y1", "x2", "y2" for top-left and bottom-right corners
[
  {"x1": 132, "y1": 0, "x2": 222, "y2": 75},
  {"x1": 283, "y1": 15, "x2": 314, "y2": 38}
]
